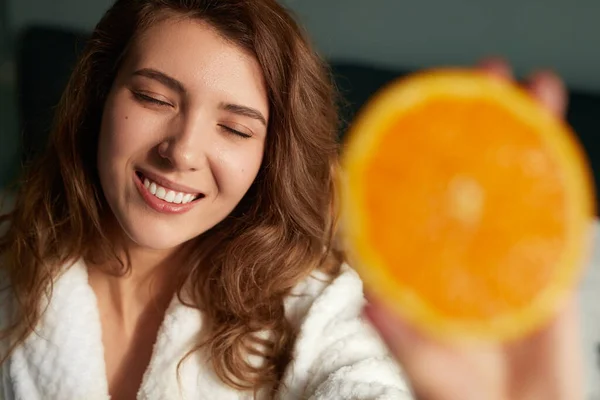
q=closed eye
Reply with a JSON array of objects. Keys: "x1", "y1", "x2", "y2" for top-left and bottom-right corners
[
  {"x1": 219, "y1": 125, "x2": 252, "y2": 139},
  {"x1": 132, "y1": 91, "x2": 173, "y2": 107}
]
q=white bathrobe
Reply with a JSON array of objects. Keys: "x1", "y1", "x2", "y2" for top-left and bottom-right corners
[
  {"x1": 0, "y1": 260, "x2": 413, "y2": 400},
  {"x1": 2, "y1": 224, "x2": 600, "y2": 400}
]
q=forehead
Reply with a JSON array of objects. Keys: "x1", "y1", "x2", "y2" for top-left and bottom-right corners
[{"x1": 123, "y1": 17, "x2": 268, "y2": 113}]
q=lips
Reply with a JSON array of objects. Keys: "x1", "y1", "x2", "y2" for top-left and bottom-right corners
[
  {"x1": 134, "y1": 171, "x2": 204, "y2": 214},
  {"x1": 138, "y1": 173, "x2": 199, "y2": 204}
]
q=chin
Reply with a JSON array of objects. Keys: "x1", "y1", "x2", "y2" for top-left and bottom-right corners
[
  {"x1": 128, "y1": 230, "x2": 192, "y2": 251},
  {"x1": 116, "y1": 214, "x2": 201, "y2": 252}
]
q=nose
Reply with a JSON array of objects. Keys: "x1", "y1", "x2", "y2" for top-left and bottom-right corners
[{"x1": 157, "y1": 117, "x2": 209, "y2": 172}]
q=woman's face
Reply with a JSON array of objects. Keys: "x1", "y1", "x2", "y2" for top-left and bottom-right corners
[{"x1": 97, "y1": 18, "x2": 269, "y2": 251}]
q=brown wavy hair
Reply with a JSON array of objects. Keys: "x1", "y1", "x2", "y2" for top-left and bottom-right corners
[{"x1": 0, "y1": 0, "x2": 343, "y2": 394}]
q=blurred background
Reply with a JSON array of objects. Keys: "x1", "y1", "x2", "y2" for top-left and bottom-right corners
[
  {"x1": 1, "y1": 0, "x2": 599, "y2": 190},
  {"x1": 0, "y1": 0, "x2": 598, "y2": 397}
]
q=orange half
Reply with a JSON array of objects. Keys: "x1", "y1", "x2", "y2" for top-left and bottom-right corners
[{"x1": 341, "y1": 69, "x2": 595, "y2": 342}]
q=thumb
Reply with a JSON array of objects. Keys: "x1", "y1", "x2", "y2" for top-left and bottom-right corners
[
  {"x1": 363, "y1": 297, "x2": 435, "y2": 397},
  {"x1": 363, "y1": 296, "x2": 442, "y2": 383},
  {"x1": 363, "y1": 297, "x2": 505, "y2": 400},
  {"x1": 363, "y1": 297, "x2": 424, "y2": 360}
]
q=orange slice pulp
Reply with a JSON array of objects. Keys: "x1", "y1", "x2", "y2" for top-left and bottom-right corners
[{"x1": 341, "y1": 69, "x2": 595, "y2": 342}]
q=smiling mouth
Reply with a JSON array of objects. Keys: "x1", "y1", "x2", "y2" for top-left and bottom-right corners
[{"x1": 135, "y1": 171, "x2": 204, "y2": 204}]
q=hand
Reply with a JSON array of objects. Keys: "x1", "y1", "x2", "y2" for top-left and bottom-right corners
[{"x1": 364, "y1": 58, "x2": 583, "y2": 400}]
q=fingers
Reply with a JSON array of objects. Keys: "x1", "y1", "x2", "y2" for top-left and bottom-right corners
[
  {"x1": 364, "y1": 297, "x2": 505, "y2": 400},
  {"x1": 525, "y1": 70, "x2": 568, "y2": 118},
  {"x1": 542, "y1": 298, "x2": 584, "y2": 400},
  {"x1": 366, "y1": 295, "x2": 582, "y2": 400},
  {"x1": 505, "y1": 297, "x2": 583, "y2": 399},
  {"x1": 478, "y1": 57, "x2": 514, "y2": 81},
  {"x1": 477, "y1": 57, "x2": 569, "y2": 118}
]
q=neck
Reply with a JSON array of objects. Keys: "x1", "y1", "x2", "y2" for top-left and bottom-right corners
[
  {"x1": 87, "y1": 238, "x2": 189, "y2": 331},
  {"x1": 121, "y1": 243, "x2": 186, "y2": 287}
]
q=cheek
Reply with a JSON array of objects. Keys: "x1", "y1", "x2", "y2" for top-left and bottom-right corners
[
  {"x1": 98, "y1": 93, "x2": 163, "y2": 168},
  {"x1": 215, "y1": 141, "x2": 264, "y2": 195}
]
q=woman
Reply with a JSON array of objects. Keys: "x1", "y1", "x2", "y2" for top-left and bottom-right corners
[{"x1": 0, "y1": 0, "x2": 582, "y2": 399}]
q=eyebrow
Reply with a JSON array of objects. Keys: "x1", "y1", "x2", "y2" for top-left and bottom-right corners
[
  {"x1": 219, "y1": 102, "x2": 267, "y2": 127},
  {"x1": 132, "y1": 68, "x2": 267, "y2": 126},
  {"x1": 132, "y1": 68, "x2": 186, "y2": 94}
]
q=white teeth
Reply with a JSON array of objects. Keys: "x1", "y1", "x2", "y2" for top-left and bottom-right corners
[
  {"x1": 174, "y1": 192, "x2": 183, "y2": 204},
  {"x1": 165, "y1": 190, "x2": 176, "y2": 202},
  {"x1": 141, "y1": 175, "x2": 198, "y2": 204}
]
